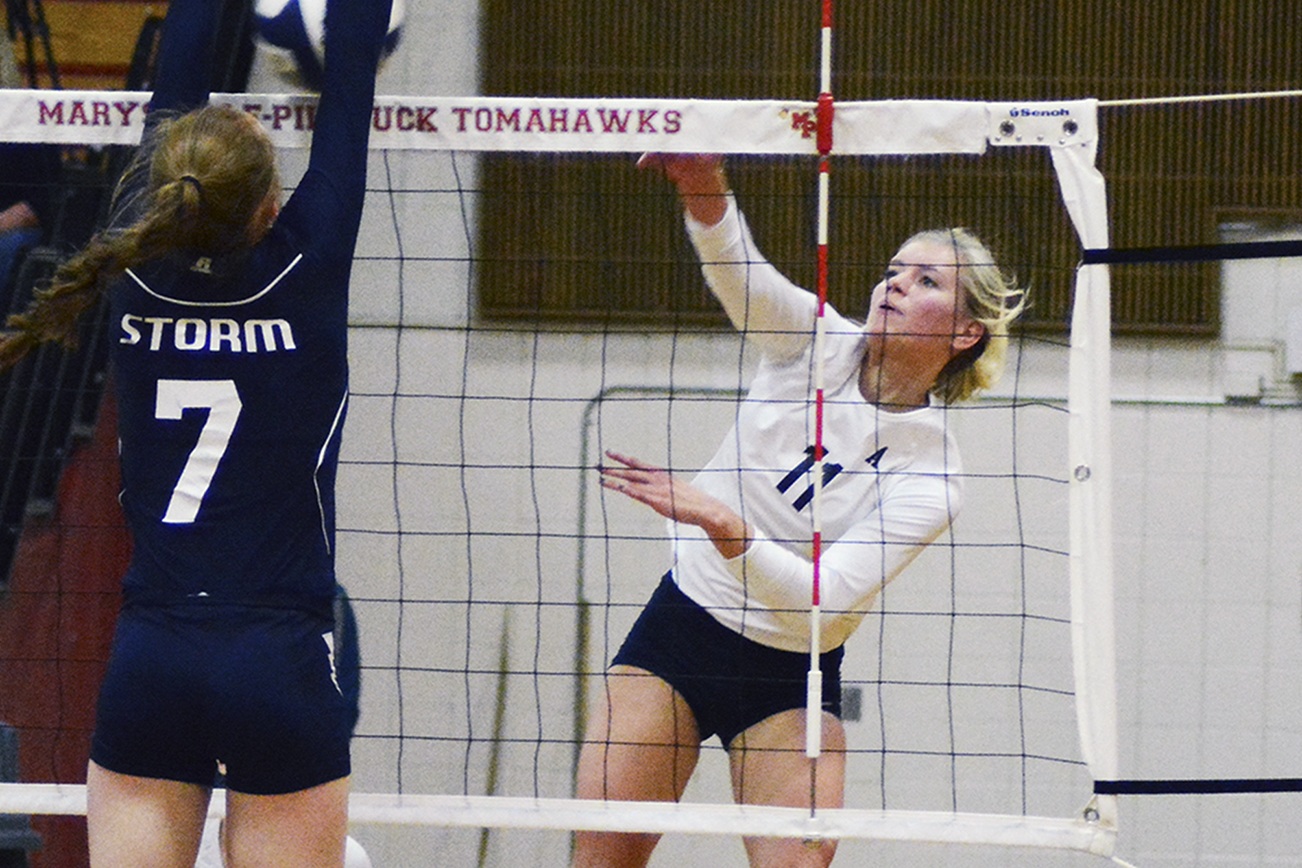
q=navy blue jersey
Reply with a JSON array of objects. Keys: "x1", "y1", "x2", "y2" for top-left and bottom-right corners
[{"x1": 108, "y1": 0, "x2": 389, "y2": 612}]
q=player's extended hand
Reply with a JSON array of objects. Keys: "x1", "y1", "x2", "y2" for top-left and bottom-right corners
[
  {"x1": 636, "y1": 153, "x2": 724, "y2": 191},
  {"x1": 600, "y1": 450, "x2": 750, "y2": 559},
  {"x1": 636, "y1": 154, "x2": 729, "y2": 226}
]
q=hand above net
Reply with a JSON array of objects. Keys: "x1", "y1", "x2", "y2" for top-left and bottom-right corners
[{"x1": 637, "y1": 153, "x2": 730, "y2": 227}]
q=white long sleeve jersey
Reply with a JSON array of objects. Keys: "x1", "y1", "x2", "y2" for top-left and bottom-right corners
[{"x1": 671, "y1": 196, "x2": 964, "y2": 654}]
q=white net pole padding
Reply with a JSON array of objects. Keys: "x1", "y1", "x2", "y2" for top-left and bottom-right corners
[
  {"x1": 989, "y1": 104, "x2": 1121, "y2": 834},
  {"x1": 0, "y1": 90, "x2": 1116, "y2": 857},
  {"x1": 1049, "y1": 136, "x2": 1121, "y2": 834}
]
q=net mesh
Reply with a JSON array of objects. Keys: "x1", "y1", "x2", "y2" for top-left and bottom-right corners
[{"x1": 0, "y1": 93, "x2": 1114, "y2": 865}]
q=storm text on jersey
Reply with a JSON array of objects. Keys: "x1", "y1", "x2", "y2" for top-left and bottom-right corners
[{"x1": 119, "y1": 314, "x2": 297, "y2": 353}]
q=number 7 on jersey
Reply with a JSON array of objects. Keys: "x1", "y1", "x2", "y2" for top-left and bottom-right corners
[{"x1": 155, "y1": 379, "x2": 243, "y2": 524}]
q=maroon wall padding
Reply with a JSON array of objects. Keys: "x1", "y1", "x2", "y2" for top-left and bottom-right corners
[{"x1": 0, "y1": 390, "x2": 130, "y2": 868}]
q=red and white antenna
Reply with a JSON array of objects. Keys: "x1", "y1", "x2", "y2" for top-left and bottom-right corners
[{"x1": 806, "y1": 0, "x2": 835, "y2": 762}]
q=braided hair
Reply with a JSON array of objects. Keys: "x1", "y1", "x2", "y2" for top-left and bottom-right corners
[{"x1": 0, "y1": 104, "x2": 278, "y2": 370}]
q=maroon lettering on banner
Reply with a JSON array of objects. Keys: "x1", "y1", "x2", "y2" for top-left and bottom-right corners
[
  {"x1": 113, "y1": 101, "x2": 143, "y2": 126},
  {"x1": 791, "y1": 110, "x2": 817, "y2": 138},
  {"x1": 414, "y1": 107, "x2": 437, "y2": 133},
  {"x1": 38, "y1": 101, "x2": 64, "y2": 125},
  {"x1": 15, "y1": 97, "x2": 697, "y2": 145},
  {"x1": 597, "y1": 108, "x2": 630, "y2": 133},
  {"x1": 436, "y1": 103, "x2": 687, "y2": 139},
  {"x1": 293, "y1": 103, "x2": 315, "y2": 131},
  {"x1": 269, "y1": 104, "x2": 293, "y2": 130},
  {"x1": 494, "y1": 107, "x2": 520, "y2": 131}
]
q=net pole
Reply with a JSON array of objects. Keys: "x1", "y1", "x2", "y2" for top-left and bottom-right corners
[{"x1": 805, "y1": 0, "x2": 835, "y2": 762}]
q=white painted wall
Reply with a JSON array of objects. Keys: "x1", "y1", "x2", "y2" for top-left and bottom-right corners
[{"x1": 247, "y1": 7, "x2": 1302, "y2": 866}]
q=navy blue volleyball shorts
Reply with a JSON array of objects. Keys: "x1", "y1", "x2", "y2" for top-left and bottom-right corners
[
  {"x1": 612, "y1": 573, "x2": 843, "y2": 747},
  {"x1": 91, "y1": 601, "x2": 352, "y2": 795}
]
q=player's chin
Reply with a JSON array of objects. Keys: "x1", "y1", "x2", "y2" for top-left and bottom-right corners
[{"x1": 862, "y1": 316, "x2": 893, "y2": 340}]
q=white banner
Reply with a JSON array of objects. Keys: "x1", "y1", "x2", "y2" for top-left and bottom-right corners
[{"x1": 0, "y1": 89, "x2": 1096, "y2": 156}]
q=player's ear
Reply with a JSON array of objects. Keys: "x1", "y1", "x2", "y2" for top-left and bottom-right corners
[
  {"x1": 248, "y1": 190, "x2": 280, "y2": 244},
  {"x1": 952, "y1": 319, "x2": 984, "y2": 353}
]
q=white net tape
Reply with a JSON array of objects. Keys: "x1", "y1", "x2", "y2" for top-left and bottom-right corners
[
  {"x1": 0, "y1": 783, "x2": 1115, "y2": 854},
  {"x1": 1, "y1": 90, "x2": 1092, "y2": 155}
]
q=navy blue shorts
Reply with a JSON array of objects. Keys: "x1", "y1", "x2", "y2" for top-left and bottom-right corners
[
  {"x1": 612, "y1": 574, "x2": 843, "y2": 747},
  {"x1": 91, "y1": 602, "x2": 352, "y2": 796}
]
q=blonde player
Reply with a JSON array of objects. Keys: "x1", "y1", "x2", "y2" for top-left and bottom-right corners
[{"x1": 575, "y1": 154, "x2": 1025, "y2": 867}]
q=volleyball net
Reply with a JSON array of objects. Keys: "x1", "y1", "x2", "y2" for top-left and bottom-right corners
[{"x1": 0, "y1": 90, "x2": 1118, "y2": 862}]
